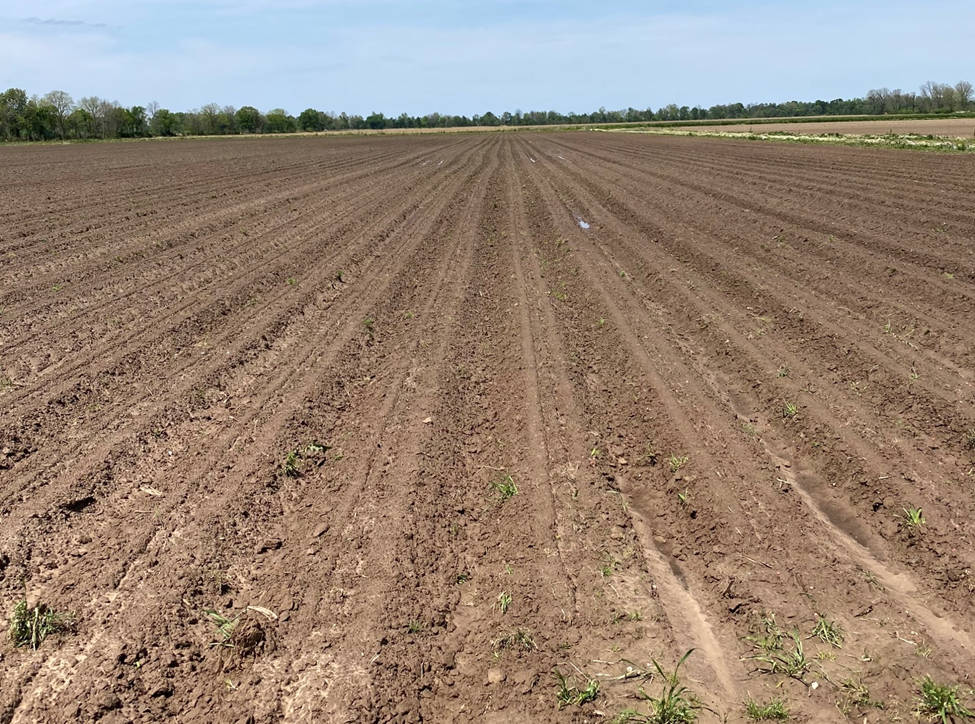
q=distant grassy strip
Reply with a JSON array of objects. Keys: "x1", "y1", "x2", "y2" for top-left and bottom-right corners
[
  {"x1": 608, "y1": 127, "x2": 975, "y2": 152},
  {"x1": 588, "y1": 111, "x2": 975, "y2": 130}
]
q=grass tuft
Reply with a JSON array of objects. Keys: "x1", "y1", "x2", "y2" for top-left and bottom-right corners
[
  {"x1": 916, "y1": 676, "x2": 973, "y2": 722},
  {"x1": 749, "y1": 631, "x2": 809, "y2": 681},
  {"x1": 493, "y1": 628, "x2": 537, "y2": 653},
  {"x1": 8, "y1": 596, "x2": 76, "y2": 650},
  {"x1": 903, "y1": 506, "x2": 925, "y2": 529},
  {"x1": 554, "y1": 669, "x2": 599, "y2": 708},
  {"x1": 618, "y1": 649, "x2": 702, "y2": 723},
  {"x1": 492, "y1": 473, "x2": 518, "y2": 502},
  {"x1": 669, "y1": 455, "x2": 689, "y2": 474},
  {"x1": 745, "y1": 697, "x2": 789, "y2": 720},
  {"x1": 811, "y1": 614, "x2": 844, "y2": 648}
]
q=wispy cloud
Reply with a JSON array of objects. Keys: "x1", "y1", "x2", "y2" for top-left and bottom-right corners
[{"x1": 21, "y1": 16, "x2": 109, "y2": 29}]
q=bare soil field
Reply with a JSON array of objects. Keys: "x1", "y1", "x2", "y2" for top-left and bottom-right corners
[
  {"x1": 1, "y1": 133, "x2": 973, "y2": 722},
  {"x1": 685, "y1": 116, "x2": 975, "y2": 138}
]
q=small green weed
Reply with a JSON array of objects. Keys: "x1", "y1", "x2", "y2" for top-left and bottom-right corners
[
  {"x1": 669, "y1": 455, "x2": 688, "y2": 474},
  {"x1": 916, "y1": 676, "x2": 973, "y2": 722},
  {"x1": 750, "y1": 631, "x2": 809, "y2": 681},
  {"x1": 492, "y1": 473, "x2": 518, "y2": 502},
  {"x1": 493, "y1": 628, "x2": 537, "y2": 652},
  {"x1": 747, "y1": 612, "x2": 784, "y2": 653},
  {"x1": 745, "y1": 697, "x2": 789, "y2": 720},
  {"x1": 635, "y1": 649, "x2": 702, "y2": 723},
  {"x1": 554, "y1": 669, "x2": 600, "y2": 708},
  {"x1": 776, "y1": 366, "x2": 790, "y2": 378},
  {"x1": 838, "y1": 677, "x2": 884, "y2": 713},
  {"x1": 206, "y1": 609, "x2": 239, "y2": 647},
  {"x1": 8, "y1": 596, "x2": 76, "y2": 650},
  {"x1": 903, "y1": 506, "x2": 925, "y2": 529},
  {"x1": 286, "y1": 276, "x2": 297, "y2": 286},
  {"x1": 282, "y1": 449, "x2": 301, "y2": 477},
  {"x1": 782, "y1": 402, "x2": 798, "y2": 418},
  {"x1": 282, "y1": 442, "x2": 330, "y2": 478},
  {"x1": 811, "y1": 615, "x2": 843, "y2": 648},
  {"x1": 497, "y1": 592, "x2": 512, "y2": 614}
]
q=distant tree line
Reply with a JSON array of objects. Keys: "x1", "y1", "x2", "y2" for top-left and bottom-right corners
[{"x1": 1, "y1": 81, "x2": 972, "y2": 142}]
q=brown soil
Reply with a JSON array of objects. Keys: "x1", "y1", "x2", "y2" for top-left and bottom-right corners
[
  {"x1": 685, "y1": 117, "x2": 975, "y2": 138},
  {"x1": 1, "y1": 133, "x2": 973, "y2": 722}
]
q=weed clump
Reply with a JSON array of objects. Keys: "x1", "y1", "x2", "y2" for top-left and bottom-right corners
[
  {"x1": 8, "y1": 595, "x2": 75, "y2": 650},
  {"x1": 616, "y1": 650, "x2": 703, "y2": 723},
  {"x1": 554, "y1": 669, "x2": 599, "y2": 708},
  {"x1": 745, "y1": 697, "x2": 789, "y2": 720},
  {"x1": 916, "y1": 676, "x2": 973, "y2": 722},
  {"x1": 492, "y1": 473, "x2": 518, "y2": 502}
]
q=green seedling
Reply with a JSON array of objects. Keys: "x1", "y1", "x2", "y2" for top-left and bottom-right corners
[
  {"x1": 286, "y1": 277, "x2": 297, "y2": 286},
  {"x1": 205, "y1": 609, "x2": 239, "y2": 648},
  {"x1": 493, "y1": 628, "x2": 536, "y2": 652},
  {"x1": 636, "y1": 649, "x2": 703, "y2": 723},
  {"x1": 751, "y1": 631, "x2": 809, "y2": 681},
  {"x1": 838, "y1": 677, "x2": 884, "y2": 713},
  {"x1": 282, "y1": 449, "x2": 302, "y2": 477},
  {"x1": 916, "y1": 676, "x2": 973, "y2": 723},
  {"x1": 497, "y1": 592, "x2": 512, "y2": 614},
  {"x1": 8, "y1": 595, "x2": 75, "y2": 650},
  {"x1": 903, "y1": 506, "x2": 925, "y2": 529},
  {"x1": 554, "y1": 670, "x2": 599, "y2": 708},
  {"x1": 747, "y1": 613, "x2": 783, "y2": 653},
  {"x1": 492, "y1": 473, "x2": 518, "y2": 502},
  {"x1": 669, "y1": 455, "x2": 688, "y2": 473},
  {"x1": 811, "y1": 615, "x2": 844, "y2": 648},
  {"x1": 745, "y1": 697, "x2": 789, "y2": 720},
  {"x1": 782, "y1": 402, "x2": 798, "y2": 418}
]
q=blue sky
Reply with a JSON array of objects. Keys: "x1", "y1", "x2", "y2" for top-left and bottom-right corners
[{"x1": 1, "y1": 0, "x2": 973, "y2": 115}]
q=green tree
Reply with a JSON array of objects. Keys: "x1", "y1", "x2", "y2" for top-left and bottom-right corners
[
  {"x1": 149, "y1": 108, "x2": 180, "y2": 136},
  {"x1": 41, "y1": 90, "x2": 73, "y2": 139},
  {"x1": 66, "y1": 108, "x2": 93, "y2": 138},
  {"x1": 235, "y1": 105, "x2": 263, "y2": 133},
  {"x1": 0, "y1": 88, "x2": 30, "y2": 140},
  {"x1": 365, "y1": 111, "x2": 386, "y2": 129},
  {"x1": 264, "y1": 108, "x2": 296, "y2": 133},
  {"x1": 298, "y1": 107, "x2": 326, "y2": 131}
]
